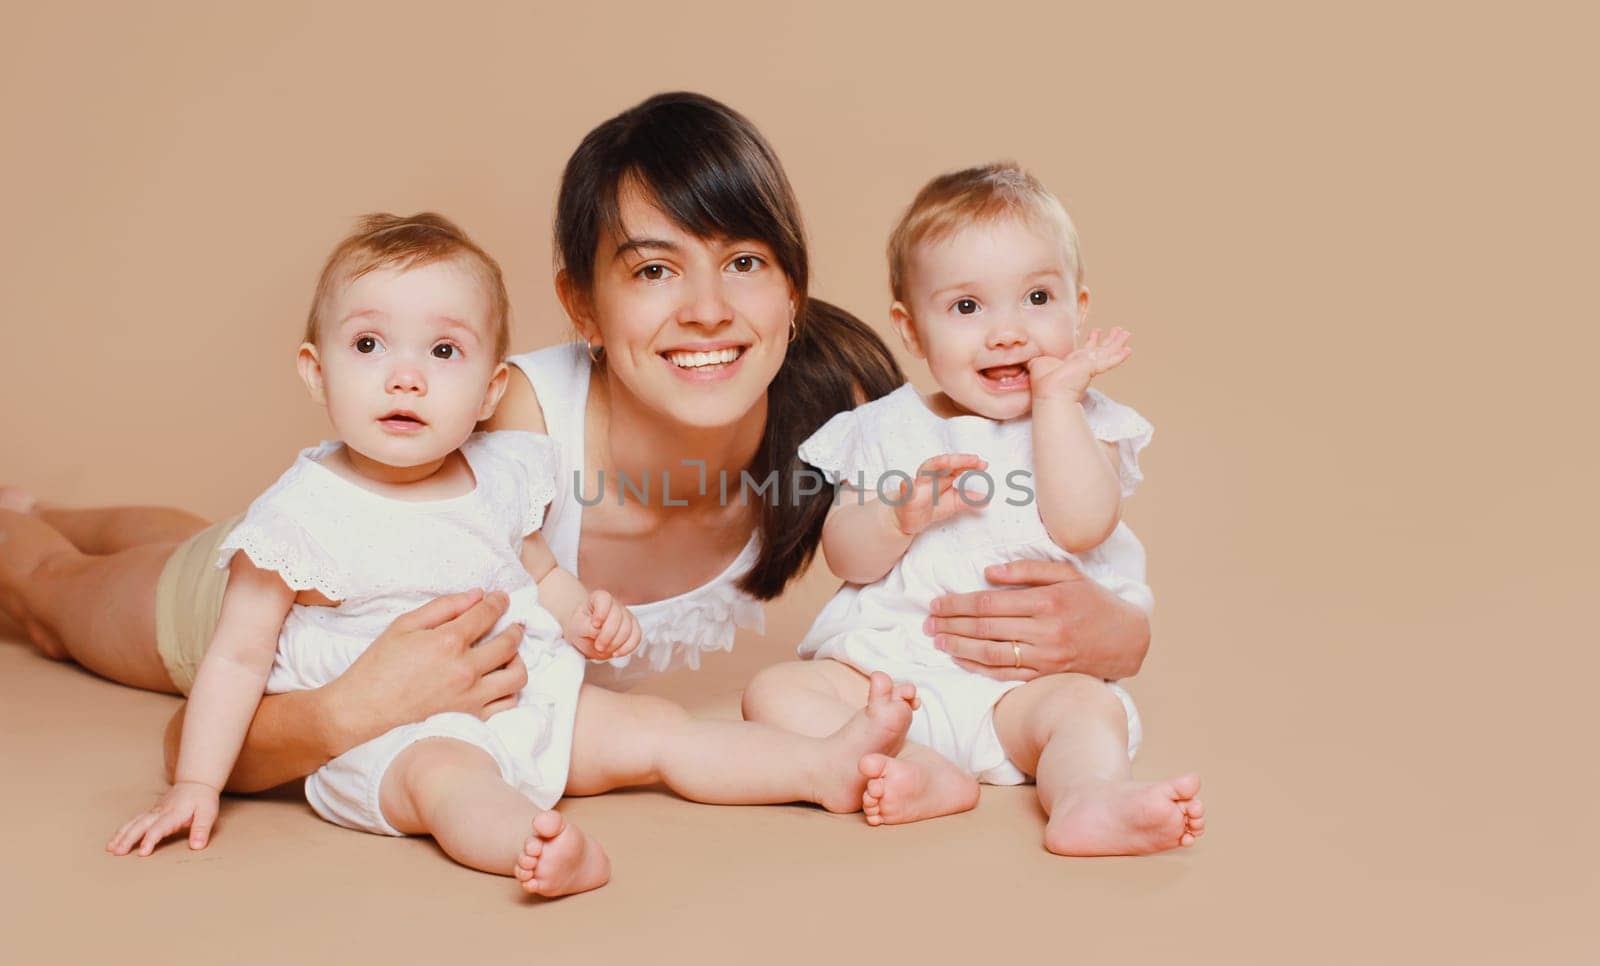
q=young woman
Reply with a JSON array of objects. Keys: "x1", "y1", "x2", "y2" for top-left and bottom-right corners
[{"x1": 0, "y1": 92, "x2": 1152, "y2": 795}]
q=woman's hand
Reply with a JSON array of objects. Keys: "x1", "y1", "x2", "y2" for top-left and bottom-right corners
[
  {"x1": 319, "y1": 588, "x2": 530, "y2": 747},
  {"x1": 926, "y1": 559, "x2": 1150, "y2": 681},
  {"x1": 107, "y1": 780, "x2": 220, "y2": 856}
]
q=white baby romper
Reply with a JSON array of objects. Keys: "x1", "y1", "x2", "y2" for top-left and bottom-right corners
[
  {"x1": 796, "y1": 385, "x2": 1153, "y2": 784},
  {"x1": 216, "y1": 431, "x2": 587, "y2": 835}
]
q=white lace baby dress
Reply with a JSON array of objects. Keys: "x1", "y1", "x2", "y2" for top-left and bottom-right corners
[
  {"x1": 794, "y1": 385, "x2": 1154, "y2": 780},
  {"x1": 216, "y1": 431, "x2": 587, "y2": 830}
]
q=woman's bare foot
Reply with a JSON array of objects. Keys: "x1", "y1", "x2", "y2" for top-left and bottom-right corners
[
  {"x1": 810, "y1": 671, "x2": 919, "y2": 813},
  {"x1": 859, "y1": 749, "x2": 981, "y2": 826},
  {"x1": 1043, "y1": 773, "x2": 1205, "y2": 856},
  {"x1": 0, "y1": 487, "x2": 36, "y2": 515},
  {"x1": 513, "y1": 810, "x2": 611, "y2": 898}
]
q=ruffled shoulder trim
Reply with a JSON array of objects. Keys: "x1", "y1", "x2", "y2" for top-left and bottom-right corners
[
  {"x1": 464, "y1": 431, "x2": 561, "y2": 536},
  {"x1": 593, "y1": 537, "x2": 766, "y2": 682},
  {"x1": 215, "y1": 446, "x2": 352, "y2": 598},
  {"x1": 796, "y1": 384, "x2": 917, "y2": 486},
  {"x1": 1081, "y1": 388, "x2": 1154, "y2": 497}
]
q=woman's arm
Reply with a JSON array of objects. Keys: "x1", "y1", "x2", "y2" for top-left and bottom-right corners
[
  {"x1": 164, "y1": 589, "x2": 528, "y2": 792},
  {"x1": 927, "y1": 559, "x2": 1151, "y2": 681}
]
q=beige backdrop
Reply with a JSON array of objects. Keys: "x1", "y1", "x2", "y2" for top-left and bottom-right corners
[{"x1": 2, "y1": 1, "x2": 1594, "y2": 962}]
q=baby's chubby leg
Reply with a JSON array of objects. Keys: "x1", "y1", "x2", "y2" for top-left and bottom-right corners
[
  {"x1": 377, "y1": 737, "x2": 609, "y2": 898},
  {"x1": 743, "y1": 660, "x2": 980, "y2": 825},
  {"x1": 992, "y1": 674, "x2": 1204, "y2": 856},
  {"x1": 565, "y1": 676, "x2": 914, "y2": 813}
]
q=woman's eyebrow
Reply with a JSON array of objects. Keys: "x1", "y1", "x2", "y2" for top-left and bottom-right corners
[{"x1": 614, "y1": 237, "x2": 679, "y2": 259}]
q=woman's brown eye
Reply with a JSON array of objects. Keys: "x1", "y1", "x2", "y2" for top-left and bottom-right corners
[
  {"x1": 732, "y1": 256, "x2": 756, "y2": 272},
  {"x1": 641, "y1": 265, "x2": 664, "y2": 280},
  {"x1": 1029, "y1": 290, "x2": 1050, "y2": 305}
]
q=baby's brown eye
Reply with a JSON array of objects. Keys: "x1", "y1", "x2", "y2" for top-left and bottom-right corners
[
  {"x1": 1029, "y1": 290, "x2": 1050, "y2": 305},
  {"x1": 432, "y1": 344, "x2": 456, "y2": 360},
  {"x1": 355, "y1": 336, "x2": 377, "y2": 353},
  {"x1": 956, "y1": 299, "x2": 978, "y2": 315}
]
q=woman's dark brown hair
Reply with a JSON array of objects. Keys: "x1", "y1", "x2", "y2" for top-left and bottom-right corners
[{"x1": 555, "y1": 91, "x2": 904, "y2": 599}]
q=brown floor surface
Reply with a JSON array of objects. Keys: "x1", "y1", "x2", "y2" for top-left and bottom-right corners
[{"x1": 4, "y1": 575, "x2": 1592, "y2": 965}]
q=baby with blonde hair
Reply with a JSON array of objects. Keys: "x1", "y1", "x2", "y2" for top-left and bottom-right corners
[
  {"x1": 744, "y1": 164, "x2": 1204, "y2": 856},
  {"x1": 109, "y1": 212, "x2": 922, "y2": 895}
]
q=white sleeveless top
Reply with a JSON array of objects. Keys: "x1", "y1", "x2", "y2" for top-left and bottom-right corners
[{"x1": 506, "y1": 343, "x2": 766, "y2": 686}]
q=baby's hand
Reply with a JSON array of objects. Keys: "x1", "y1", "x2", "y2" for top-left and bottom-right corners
[
  {"x1": 107, "y1": 781, "x2": 221, "y2": 857},
  {"x1": 891, "y1": 453, "x2": 990, "y2": 538},
  {"x1": 1027, "y1": 327, "x2": 1132, "y2": 402},
  {"x1": 566, "y1": 589, "x2": 642, "y2": 662}
]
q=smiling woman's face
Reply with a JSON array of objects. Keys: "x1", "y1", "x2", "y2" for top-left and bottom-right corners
[{"x1": 568, "y1": 181, "x2": 796, "y2": 430}]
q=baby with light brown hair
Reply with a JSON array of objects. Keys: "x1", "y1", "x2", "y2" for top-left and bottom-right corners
[
  {"x1": 108, "y1": 212, "x2": 926, "y2": 896},
  {"x1": 744, "y1": 164, "x2": 1204, "y2": 856}
]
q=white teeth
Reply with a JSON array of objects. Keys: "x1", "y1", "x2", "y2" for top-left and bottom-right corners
[{"x1": 666, "y1": 347, "x2": 743, "y2": 368}]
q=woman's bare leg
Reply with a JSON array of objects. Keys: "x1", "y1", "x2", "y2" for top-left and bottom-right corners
[
  {"x1": 0, "y1": 508, "x2": 177, "y2": 692},
  {"x1": 564, "y1": 675, "x2": 917, "y2": 813},
  {"x1": 0, "y1": 486, "x2": 209, "y2": 556},
  {"x1": 38, "y1": 505, "x2": 209, "y2": 555}
]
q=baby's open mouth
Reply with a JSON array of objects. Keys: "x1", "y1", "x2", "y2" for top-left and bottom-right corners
[
  {"x1": 378, "y1": 410, "x2": 427, "y2": 430},
  {"x1": 979, "y1": 363, "x2": 1029, "y2": 388}
]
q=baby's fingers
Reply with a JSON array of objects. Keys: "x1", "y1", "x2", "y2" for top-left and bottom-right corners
[
  {"x1": 189, "y1": 800, "x2": 219, "y2": 850},
  {"x1": 588, "y1": 589, "x2": 613, "y2": 629},
  {"x1": 109, "y1": 812, "x2": 158, "y2": 855},
  {"x1": 613, "y1": 620, "x2": 643, "y2": 659},
  {"x1": 593, "y1": 600, "x2": 627, "y2": 654},
  {"x1": 137, "y1": 811, "x2": 188, "y2": 857},
  {"x1": 916, "y1": 453, "x2": 987, "y2": 478}
]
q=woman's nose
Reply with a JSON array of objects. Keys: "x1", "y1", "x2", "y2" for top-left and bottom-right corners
[{"x1": 677, "y1": 273, "x2": 734, "y2": 329}]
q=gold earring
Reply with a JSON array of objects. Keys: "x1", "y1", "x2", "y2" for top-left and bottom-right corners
[
  {"x1": 788, "y1": 318, "x2": 798, "y2": 344},
  {"x1": 586, "y1": 340, "x2": 604, "y2": 363}
]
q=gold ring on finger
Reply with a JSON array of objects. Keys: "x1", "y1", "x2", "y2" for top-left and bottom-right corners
[{"x1": 1012, "y1": 642, "x2": 1023, "y2": 669}]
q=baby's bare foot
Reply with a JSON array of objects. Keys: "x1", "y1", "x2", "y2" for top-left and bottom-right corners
[
  {"x1": 812, "y1": 671, "x2": 918, "y2": 813},
  {"x1": 1044, "y1": 773, "x2": 1204, "y2": 857},
  {"x1": 513, "y1": 810, "x2": 610, "y2": 898},
  {"x1": 0, "y1": 487, "x2": 36, "y2": 515},
  {"x1": 859, "y1": 751, "x2": 980, "y2": 826}
]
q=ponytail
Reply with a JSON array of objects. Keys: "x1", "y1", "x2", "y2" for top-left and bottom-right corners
[{"x1": 739, "y1": 299, "x2": 905, "y2": 599}]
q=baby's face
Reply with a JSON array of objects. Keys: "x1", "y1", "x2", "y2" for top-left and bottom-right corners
[
  {"x1": 307, "y1": 258, "x2": 503, "y2": 469},
  {"x1": 896, "y1": 216, "x2": 1087, "y2": 420}
]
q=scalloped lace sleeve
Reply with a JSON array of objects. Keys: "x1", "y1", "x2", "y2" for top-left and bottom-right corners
[
  {"x1": 477, "y1": 431, "x2": 562, "y2": 536},
  {"x1": 1081, "y1": 389, "x2": 1155, "y2": 497},
  {"x1": 797, "y1": 407, "x2": 875, "y2": 486},
  {"x1": 215, "y1": 506, "x2": 349, "y2": 600}
]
